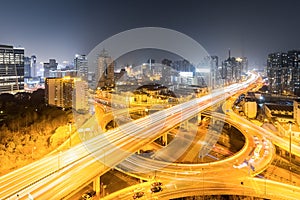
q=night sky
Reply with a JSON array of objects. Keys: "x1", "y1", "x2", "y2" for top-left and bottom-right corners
[{"x1": 1, "y1": 0, "x2": 300, "y2": 68}]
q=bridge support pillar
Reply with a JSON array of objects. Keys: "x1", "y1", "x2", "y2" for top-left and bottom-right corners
[
  {"x1": 182, "y1": 121, "x2": 189, "y2": 130},
  {"x1": 93, "y1": 176, "x2": 101, "y2": 197},
  {"x1": 211, "y1": 117, "x2": 216, "y2": 125},
  {"x1": 197, "y1": 113, "x2": 202, "y2": 125},
  {"x1": 162, "y1": 133, "x2": 168, "y2": 146}
]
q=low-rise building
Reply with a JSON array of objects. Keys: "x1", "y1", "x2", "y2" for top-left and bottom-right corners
[
  {"x1": 264, "y1": 103, "x2": 293, "y2": 123},
  {"x1": 243, "y1": 101, "x2": 257, "y2": 119},
  {"x1": 294, "y1": 100, "x2": 300, "y2": 125}
]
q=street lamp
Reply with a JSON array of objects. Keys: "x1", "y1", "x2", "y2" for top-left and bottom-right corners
[
  {"x1": 68, "y1": 122, "x2": 72, "y2": 148},
  {"x1": 31, "y1": 146, "x2": 36, "y2": 159},
  {"x1": 288, "y1": 121, "x2": 293, "y2": 184},
  {"x1": 202, "y1": 167, "x2": 204, "y2": 199}
]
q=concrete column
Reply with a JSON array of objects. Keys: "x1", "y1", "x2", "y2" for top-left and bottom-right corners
[
  {"x1": 162, "y1": 133, "x2": 168, "y2": 146},
  {"x1": 93, "y1": 176, "x2": 101, "y2": 196},
  {"x1": 211, "y1": 117, "x2": 216, "y2": 125},
  {"x1": 197, "y1": 113, "x2": 202, "y2": 125},
  {"x1": 183, "y1": 121, "x2": 189, "y2": 130}
]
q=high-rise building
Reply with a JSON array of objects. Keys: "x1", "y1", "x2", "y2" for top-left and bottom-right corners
[
  {"x1": 288, "y1": 50, "x2": 300, "y2": 96},
  {"x1": 96, "y1": 49, "x2": 115, "y2": 88},
  {"x1": 45, "y1": 77, "x2": 88, "y2": 112},
  {"x1": 74, "y1": 54, "x2": 88, "y2": 81},
  {"x1": 44, "y1": 59, "x2": 58, "y2": 78},
  {"x1": 31, "y1": 55, "x2": 37, "y2": 77},
  {"x1": 221, "y1": 50, "x2": 242, "y2": 84},
  {"x1": 267, "y1": 52, "x2": 288, "y2": 94},
  {"x1": 209, "y1": 56, "x2": 220, "y2": 89},
  {"x1": 171, "y1": 59, "x2": 195, "y2": 73},
  {"x1": 24, "y1": 56, "x2": 31, "y2": 78},
  {"x1": 240, "y1": 57, "x2": 248, "y2": 73},
  {"x1": 24, "y1": 55, "x2": 37, "y2": 79},
  {"x1": 45, "y1": 77, "x2": 72, "y2": 108},
  {"x1": 0, "y1": 44, "x2": 24, "y2": 94},
  {"x1": 161, "y1": 59, "x2": 173, "y2": 84},
  {"x1": 73, "y1": 79, "x2": 88, "y2": 113}
]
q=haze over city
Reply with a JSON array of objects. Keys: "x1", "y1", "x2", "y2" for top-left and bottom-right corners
[{"x1": 1, "y1": 0, "x2": 300, "y2": 67}]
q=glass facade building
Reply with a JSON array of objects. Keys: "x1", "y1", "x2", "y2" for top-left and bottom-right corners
[
  {"x1": 267, "y1": 51, "x2": 300, "y2": 96},
  {"x1": 0, "y1": 44, "x2": 24, "y2": 94},
  {"x1": 74, "y1": 54, "x2": 88, "y2": 81}
]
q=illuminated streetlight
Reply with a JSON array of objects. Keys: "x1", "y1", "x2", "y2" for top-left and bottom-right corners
[
  {"x1": 236, "y1": 57, "x2": 243, "y2": 62},
  {"x1": 68, "y1": 122, "x2": 72, "y2": 148},
  {"x1": 31, "y1": 146, "x2": 36, "y2": 159},
  {"x1": 288, "y1": 121, "x2": 294, "y2": 184}
]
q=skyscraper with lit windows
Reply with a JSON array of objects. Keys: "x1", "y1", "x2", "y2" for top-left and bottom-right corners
[
  {"x1": 221, "y1": 50, "x2": 242, "y2": 84},
  {"x1": 0, "y1": 44, "x2": 24, "y2": 94},
  {"x1": 31, "y1": 55, "x2": 37, "y2": 77},
  {"x1": 43, "y1": 59, "x2": 58, "y2": 78},
  {"x1": 74, "y1": 54, "x2": 88, "y2": 81},
  {"x1": 266, "y1": 51, "x2": 300, "y2": 96},
  {"x1": 288, "y1": 50, "x2": 300, "y2": 96}
]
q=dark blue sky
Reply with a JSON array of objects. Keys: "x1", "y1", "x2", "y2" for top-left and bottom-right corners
[{"x1": 1, "y1": 0, "x2": 300, "y2": 67}]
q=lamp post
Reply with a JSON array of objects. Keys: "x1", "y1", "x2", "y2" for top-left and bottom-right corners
[
  {"x1": 288, "y1": 121, "x2": 293, "y2": 184},
  {"x1": 202, "y1": 167, "x2": 204, "y2": 199},
  {"x1": 68, "y1": 122, "x2": 72, "y2": 148},
  {"x1": 31, "y1": 146, "x2": 36, "y2": 159}
]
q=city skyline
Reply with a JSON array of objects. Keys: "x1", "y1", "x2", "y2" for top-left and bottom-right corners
[
  {"x1": 2, "y1": 1, "x2": 300, "y2": 199},
  {"x1": 1, "y1": 0, "x2": 300, "y2": 67}
]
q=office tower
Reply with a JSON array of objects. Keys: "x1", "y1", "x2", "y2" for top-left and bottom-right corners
[
  {"x1": 288, "y1": 50, "x2": 300, "y2": 96},
  {"x1": 74, "y1": 54, "x2": 88, "y2": 81},
  {"x1": 161, "y1": 59, "x2": 172, "y2": 84},
  {"x1": 31, "y1": 55, "x2": 37, "y2": 77},
  {"x1": 221, "y1": 50, "x2": 242, "y2": 84},
  {"x1": 267, "y1": 52, "x2": 288, "y2": 94},
  {"x1": 96, "y1": 49, "x2": 115, "y2": 88},
  {"x1": 44, "y1": 59, "x2": 58, "y2": 78},
  {"x1": 147, "y1": 58, "x2": 155, "y2": 73},
  {"x1": 0, "y1": 44, "x2": 24, "y2": 94},
  {"x1": 240, "y1": 57, "x2": 248, "y2": 73},
  {"x1": 24, "y1": 56, "x2": 31, "y2": 78},
  {"x1": 24, "y1": 55, "x2": 37, "y2": 78},
  {"x1": 171, "y1": 59, "x2": 195, "y2": 73},
  {"x1": 209, "y1": 56, "x2": 219, "y2": 89},
  {"x1": 266, "y1": 50, "x2": 300, "y2": 96}
]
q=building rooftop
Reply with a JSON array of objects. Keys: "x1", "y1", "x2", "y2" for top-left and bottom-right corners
[
  {"x1": 272, "y1": 113, "x2": 293, "y2": 118},
  {"x1": 265, "y1": 103, "x2": 293, "y2": 112},
  {"x1": 0, "y1": 44, "x2": 13, "y2": 48}
]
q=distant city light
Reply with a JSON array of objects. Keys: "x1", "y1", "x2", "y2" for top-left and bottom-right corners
[
  {"x1": 236, "y1": 57, "x2": 243, "y2": 62},
  {"x1": 179, "y1": 72, "x2": 193, "y2": 77},
  {"x1": 196, "y1": 68, "x2": 210, "y2": 73}
]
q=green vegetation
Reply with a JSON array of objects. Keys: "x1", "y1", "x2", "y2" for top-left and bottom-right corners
[{"x1": 0, "y1": 89, "x2": 72, "y2": 175}]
